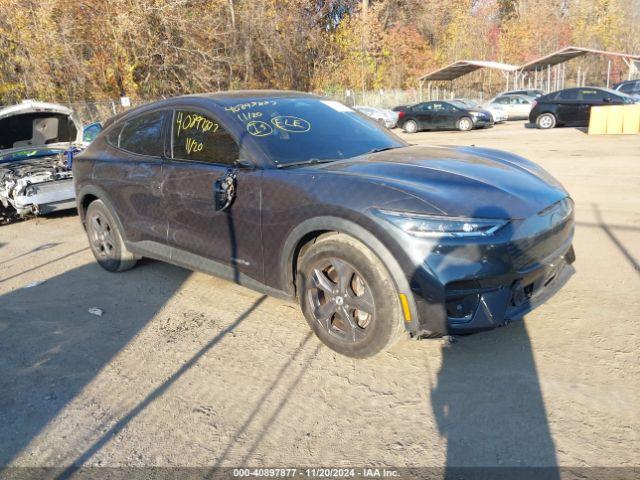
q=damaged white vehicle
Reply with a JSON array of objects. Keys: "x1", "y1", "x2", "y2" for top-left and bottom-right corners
[{"x1": 0, "y1": 101, "x2": 90, "y2": 221}]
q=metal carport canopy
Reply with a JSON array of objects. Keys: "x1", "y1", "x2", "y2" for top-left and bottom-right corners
[
  {"x1": 519, "y1": 46, "x2": 640, "y2": 71},
  {"x1": 419, "y1": 60, "x2": 518, "y2": 82}
]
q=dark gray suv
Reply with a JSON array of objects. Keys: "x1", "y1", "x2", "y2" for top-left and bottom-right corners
[{"x1": 74, "y1": 91, "x2": 575, "y2": 357}]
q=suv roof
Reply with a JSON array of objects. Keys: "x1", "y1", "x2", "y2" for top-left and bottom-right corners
[{"x1": 104, "y1": 90, "x2": 318, "y2": 128}]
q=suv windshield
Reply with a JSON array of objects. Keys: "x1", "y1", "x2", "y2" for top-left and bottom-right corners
[{"x1": 219, "y1": 97, "x2": 406, "y2": 165}]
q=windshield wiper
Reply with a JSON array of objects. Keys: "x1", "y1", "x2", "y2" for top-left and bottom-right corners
[
  {"x1": 367, "y1": 146, "x2": 404, "y2": 154},
  {"x1": 276, "y1": 158, "x2": 336, "y2": 169}
]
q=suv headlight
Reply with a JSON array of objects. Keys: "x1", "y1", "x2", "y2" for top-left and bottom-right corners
[{"x1": 377, "y1": 209, "x2": 508, "y2": 238}]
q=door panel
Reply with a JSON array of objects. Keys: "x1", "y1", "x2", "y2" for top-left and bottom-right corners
[
  {"x1": 163, "y1": 162, "x2": 263, "y2": 282},
  {"x1": 163, "y1": 107, "x2": 264, "y2": 282},
  {"x1": 430, "y1": 103, "x2": 451, "y2": 129},
  {"x1": 412, "y1": 106, "x2": 432, "y2": 129}
]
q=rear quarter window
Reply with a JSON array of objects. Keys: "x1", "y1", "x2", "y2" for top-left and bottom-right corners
[
  {"x1": 117, "y1": 110, "x2": 167, "y2": 156},
  {"x1": 105, "y1": 124, "x2": 122, "y2": 148}
]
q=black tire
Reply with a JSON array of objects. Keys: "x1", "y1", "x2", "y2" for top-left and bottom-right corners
[
  {"x1": 403, "y1": 119, "x2": 418, "y2": 133},
  {"x1": 457, "y1": 116, "x2": 473, "y2": 131},
  {"x1": 296, "y1": 234, "x2": 404, "y2": 358},
  {"x1": 536, "y1": 113, "x2": 556, "y2": 129},
  {"x1": 85, "y1": 199, "x2": 138, "y2": 272}
]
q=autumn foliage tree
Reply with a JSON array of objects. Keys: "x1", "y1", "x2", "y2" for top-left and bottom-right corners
[{"x1": 0, "y1": 0, "x2": 638, "y2": 104}]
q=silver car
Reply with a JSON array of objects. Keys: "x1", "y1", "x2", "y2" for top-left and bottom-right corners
[
  {"x1": 0, "y1": 101, "x2": 91, "y2": 221},
  {"x1": 484, "y1": 94, "x2": 534, "y2": 120},
  {"x1": 354, "y1": 105, "x2": 399, "y2": 128}
]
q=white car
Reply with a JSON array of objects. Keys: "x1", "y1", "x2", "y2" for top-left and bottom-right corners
[
  {"x1": 354, "y1": 106, "x2": 399, "y2": 128},
  {"x1": 453, "y1": 99, "x2": 508, "y2": 123},
  {"x1": 484, "y1": 94, "x2": 534, "y2": 120},
  {"x1": 0, "y1": 101, "x2": 90, "y2": 221}
]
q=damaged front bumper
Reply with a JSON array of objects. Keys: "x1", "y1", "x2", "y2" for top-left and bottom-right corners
[
  {"x1": 401, "y1": 198, "x2": 576, "y2": 338},
  {"x1": 5, "y1": 177, "x2": 76, "y2": 216},
  {"x1": 446, "y1": 245, "x2": 575, "y2": 334},
  {"x1": 0, "y1": 150, "x2": 77, "y2": 221}
]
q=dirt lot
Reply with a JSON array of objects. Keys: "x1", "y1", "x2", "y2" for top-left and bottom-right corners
[{"x1": 1, "y1": 122, "x2": 638, "y2": 473}]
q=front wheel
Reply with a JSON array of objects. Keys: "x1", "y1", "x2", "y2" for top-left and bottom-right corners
[
  {"x1": 536, "y1": 113, "x2": 556, "y2": 129},
  {"x1": 403, "y1": 119, "x2": 418, "y2": 133},
  {"x1": 296, "y1": 234, "x2": 404, "y2": 358},
  {"x1": 457, "y1": 116, "x2": 473, "y2": 131}
]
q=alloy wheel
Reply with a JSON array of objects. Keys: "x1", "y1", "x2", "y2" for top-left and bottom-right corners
[
  {"x1": 404, "y1": 120, "x2": 417, "y2": 133},
  {"x1": 459, "y1": 118, "x2": 472, "y2": 131},
  {"x1": 538, "y1": 114, "x2": 554, "y2": 129},
  {"x1": 89, "y1": 213, "x2": 116, "y2": 260},
  {"x1": 307, "y1": 258, "x2": 375, "y2": 343}
]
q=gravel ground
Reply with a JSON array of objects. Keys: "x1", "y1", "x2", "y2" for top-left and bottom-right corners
[{"x1": 0, "y1": 122, "x2": 638, "y2": 473}]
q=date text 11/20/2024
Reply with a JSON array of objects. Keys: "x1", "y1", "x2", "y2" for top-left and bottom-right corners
[{"x1": 232, "y1": 468, "x2": 399, "y2": 478}]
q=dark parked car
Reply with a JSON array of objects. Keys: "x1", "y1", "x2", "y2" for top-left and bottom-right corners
[
  {"x1": 613, "y1": 79, "x2": 640, "y2": 100},
  {"x1": 75, "y1": 91, "x2": 575, "y2": 357},
  {"x1": 395, "y1": 101, "x2": 493, "y2": 133},
  {"x1": 530, "y1": 87, "x2": 636, "y2": 129}
]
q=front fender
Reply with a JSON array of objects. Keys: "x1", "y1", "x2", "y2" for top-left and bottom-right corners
[{"x1": 279, "y1": 215, "x2": 421, "y2": 333}]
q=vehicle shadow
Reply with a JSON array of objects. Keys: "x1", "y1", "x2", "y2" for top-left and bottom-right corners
[
  {"x1": 0, "y1": 242, "x2": 61, "y2": 266},
  {"x1": 0, "y1": 260, "x2": 191, "y2": 466},
  {"x1": 430, "y1": 321, "x2": 559, "y2": 479},
  {"x1": 419, "y1": 204, "x2": 562, "y2": 478}
]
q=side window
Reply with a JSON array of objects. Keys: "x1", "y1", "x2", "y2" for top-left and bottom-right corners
[
  {"x1": 557, "y1": 89, "x2": 579, "y2": 101},
  {"x1": 105, "y1": 124, "x2": 122, "y2": 148},
  {"x1": 495, "y1": 96, "x2": 509, "y2": 104},
  {"x1": 579, "y1": 89, "x2": 602, "y2": 101},
  {"x1": 118, "y1": 111, "x2": 166, "y2": 156},
  {"x1": 172, "y1": 110, "x2": 239, "y2": 165}
]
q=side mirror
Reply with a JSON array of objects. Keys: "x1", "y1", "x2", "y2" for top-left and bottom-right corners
[
  {"x1": 214, "y1": 168, "x2": 237, "y2": 211},
  {"x1": 234, "y1": 158, "x2": 256, "y2": 170},
  {"x1": 82, "y1": 122, "x2": 103, "y2": 143},
  {"x1": 603, "y1": 97, "x2": 612, "y2": 103}
]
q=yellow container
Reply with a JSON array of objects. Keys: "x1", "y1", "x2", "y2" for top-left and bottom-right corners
[
  {"x1": 605, "y1": 105, "x2": 624, "y2": 134},
  {"x1": 589, "y1": 104, "x2": 640, "y2": 135},
  {"x1": 588, "y1": 106, "x2": 608, "y2": 135},
  {"x1": 622, "y1": 104, "x2": 640, "y2": 134}
]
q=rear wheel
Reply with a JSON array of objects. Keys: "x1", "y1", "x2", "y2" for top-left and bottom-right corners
[
  {"x1": 457, "y1": 116, "x2": 473, "y2": 131},
  {"x1": 536, "y1": 113, "x2": 556, "y2": 129},
  {"x1": 85, "y1": 200, "x2": 138, "y2": 272},
  {"x1": 297, "y1": 234, "x2": 404, "y2": 358},
  {"x1": 403, "y1": 119, "x2": 418, "y2": 133}
]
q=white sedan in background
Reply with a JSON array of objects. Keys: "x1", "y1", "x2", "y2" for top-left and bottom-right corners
[
  {"x1": 452, "y1": 99, "x2": 508, "y2": 123},
  {"x1": 484, "y1": 94, "x2": 534, "y2": 120},
  {"x1": 354, "y1": 106, "x2": 399, "y2": 128}
]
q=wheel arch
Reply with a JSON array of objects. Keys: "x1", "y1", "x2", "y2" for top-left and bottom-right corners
[
  {"x1": 77, "y1": 185, "x2": 127, "y2": 241},
  {"x1": 280, "y1": 216, "x2": 418, "y2": 327}
]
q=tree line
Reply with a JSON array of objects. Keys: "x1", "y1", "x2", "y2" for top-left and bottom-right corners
[{"x1": 0, "y1": 0, "x2": 638, "y2": 104}]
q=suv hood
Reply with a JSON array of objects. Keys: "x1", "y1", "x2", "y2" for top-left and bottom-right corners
[
  {"x1": 0, "y1": 100, "x2": 82, "y2": 155},
  {"x1": 316, "y1": 145, "x2": 568, "y2": 219}
]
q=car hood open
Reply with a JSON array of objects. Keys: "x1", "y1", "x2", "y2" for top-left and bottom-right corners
[
  {"x1": 315, "y1": 145, "x2": 568, "y2": 219},
  {"x1": 0, "y1": 100, "x2": 82, "y2": 156}
]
